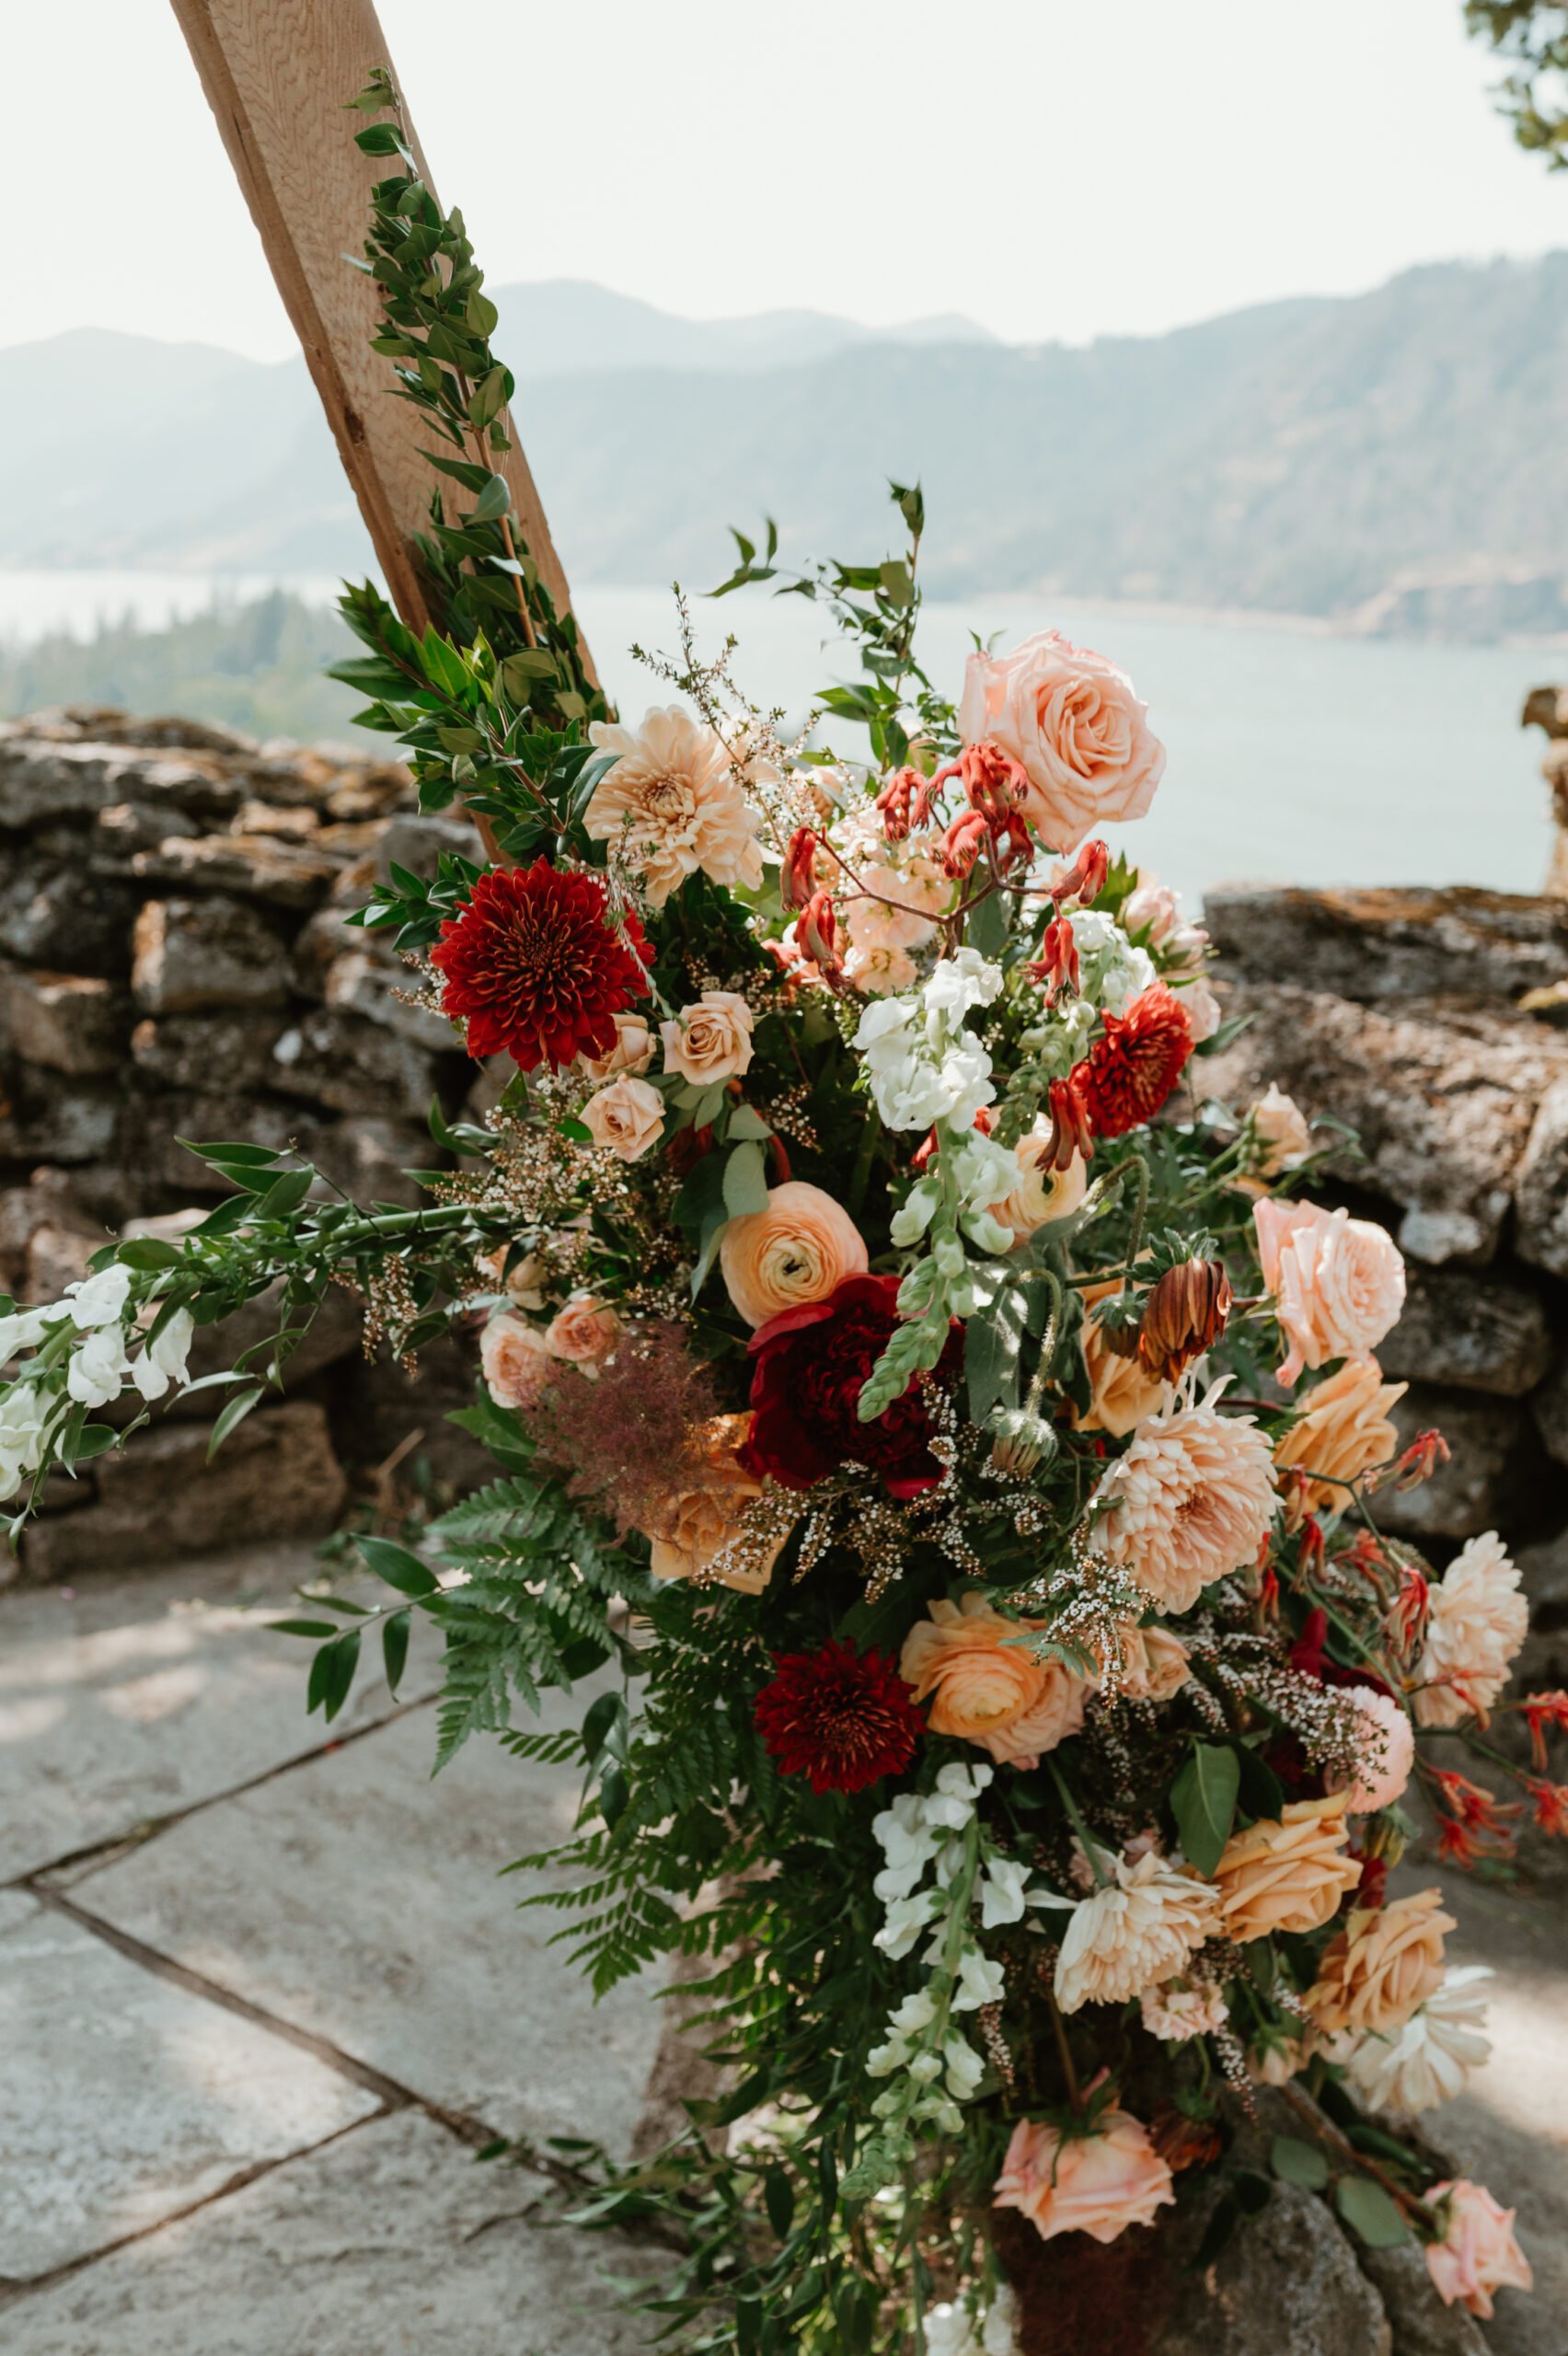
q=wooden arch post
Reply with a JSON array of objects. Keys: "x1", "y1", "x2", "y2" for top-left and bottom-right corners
[{"x1": 168, "y1": 0, "x2": 593, "y2": 677}]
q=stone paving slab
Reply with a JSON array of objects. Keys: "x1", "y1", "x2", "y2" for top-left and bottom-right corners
[
  {"x1": 0, "y1": 1890, "x2": 381, "y2": 2281},
  {"x1": 67, "y1": 1701, "x2": 663, "y2": 2159},
  {"x1": 1, "y1": 2108, "x2": 657, "y2": 2355},
  {"x1": 0, "y1": 1542, "x2": 439, "y2": 1884}
]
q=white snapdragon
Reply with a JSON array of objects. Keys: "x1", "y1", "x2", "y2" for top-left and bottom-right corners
[
  {"x1": 977, "y1": 1854, "x2": 1031, "y2": 1930},
  {"x1": 0, "y1": 1385, "x2": 51, "y2": 1502},
  {"x1": 924, "y1": 2283, "x2": 1020, "y2": 2356},
  {"x1": 130, "y1": 1308, "x2": 196, "y2": 1403},
  {"x1": 63, "y1": 1263, "x2": 134, "y2": 1330},
  {"x1": 66, "y1": 1322, "x2": 133, "y2": 1409},
  {"x1": 1069, "y1": 909, "x2": 1155, "y2": 1017},
  {"x1": 0, "y1": 1305, "x2": 67, "y2": 1364}
]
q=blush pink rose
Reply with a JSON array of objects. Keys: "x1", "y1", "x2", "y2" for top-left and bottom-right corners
[
  {"x1": 479, "y1": 1308, "x2": 557, "y2": 1411},
  {"x1": 1424, "y1": 2180, "x2": 1532, "y2": 2317},
  {"x1": 1252, "y1": 1197, "x2": 1406, "y2": 1389},
  {"x1": 544, "y1": 1295, "x2": 620, "y2": 1376},
  {"x1": 1326, "y1": 1683, "x2": 1415, "y2": 1814},
  {"x1": 957, "y1": 631, "x2": 1166, "y2": 851},
  {"x1": 994, "y1": 2105, "x2": 1174, "y2": 2245}
]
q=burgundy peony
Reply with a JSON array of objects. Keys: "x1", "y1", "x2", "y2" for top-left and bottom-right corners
[
  {"x1": 431, "y1": 858, "x2": 651, "y2": 1071},
  {"x1": 754, "y1": 1641, "x2": 925, "y2": 1794},
  {"x1": 740, "y1": 1272, "x2": 961, "y2": 1497}
]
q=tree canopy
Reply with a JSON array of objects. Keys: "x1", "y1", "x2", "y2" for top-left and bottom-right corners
[{"x1": 1467, "y1": 3, "x2": 1568, "y2": 166}]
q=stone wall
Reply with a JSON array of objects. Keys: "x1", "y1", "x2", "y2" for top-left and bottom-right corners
[
  {"x1": 1202, "y1": 883, "x2": 1568, "y2": 1655},
  {"x1": 0, "y1": 706, "x2": 494, "y2": 1578}
]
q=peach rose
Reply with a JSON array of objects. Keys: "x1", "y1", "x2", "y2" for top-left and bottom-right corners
[
  {"x1": 581, "y1": 1074, "x2": 665, "y2": 1162},
  {"x1": 544, "y1": 1295, "x2": 619, "y2": 1376},
  {"x1": 994, "y1": 2106, "x2": 1174, "y2": 2245},
  {"x1": 987, "y1": 1125, "x2": 1090, "y2": 1244},
  {"x1": 1326, "y1": 1684, "x2": 1415, "y2": 1815},
  {"x1": 958, "y1": 630, "x2": 1166, "y2": 852},
  {"x1": 578, "y1": 1009, "x2": 657, "y2": 1081},
  {"x1": 1178, "y1": 976, "x2": 1223, "y2": 1044},
  {"x1": 844, "y1": 941, "x2": 918, "y2": 996},
  {"x1": 479, "y1": 1307, "x2": 557, "y2": 1412},
  {"x1": 1071, "y1": 1283, "x2": 1170, "y2": 1438},
  {"x1": 1118, "y1": 1622, "x2": 1192, "y2": 1703},
  {"x1": 719, "y1": 1180, "x2": 869, "y2": 1328},
  {"x1": 1272, "y1": 1356, "x2": 1406, "y2": 1513},
  {"x1": 661, "y1": 989, "x2": 755, "y2": 1084},
  {"x1": 900, "y1": 1592, "x2": 1088, "y2": 1767},
  {"x1": 643, "y1": 1414, "x2": 789, "y2": 1595},
  {"x1": 476, "y1": 1243, "x2": 547, "y2": 1311},
  {"x1": 1424, "y1": 2180, "x2": 1533, "y2": 2318},
  {"x1": 1247, "y1": 2025, "x2": 1316, "y2": 2086},
  {"x1": 1247, "y1": 1083, "x2": 1313, "y2": 1179},
  {"x1": 1253, "y1": 1198, "x2": 1405, "y2": 1389},
  {"x1": 1208, "y1": 1796, "x2": 1362, "y2": 1940},
  {"x1": 1307, "y1": 1888, "x2": 1454, "y2": 2038}
]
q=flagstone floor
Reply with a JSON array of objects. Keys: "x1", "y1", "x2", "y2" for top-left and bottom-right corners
[
  {"x1": 0, "y1": 1544, "x2": 664, "y2": 2354},
  {"x1": 0, "y1": 1549, "x2": 1564, "y2": 2355}
]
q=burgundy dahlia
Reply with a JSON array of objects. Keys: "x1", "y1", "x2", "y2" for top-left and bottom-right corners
[
  {"x1": 739, "y1": 1272, "x2": 961, "y2": 1497},
  {"x1": 1076, "y1": 980, "x2": 1193, "y2": 1138},
  {"x1": 754, "y1": 1641, "x2": 924, "y2": 1794},
  {"x1": 430, "y1": 858, "x2": 651, "y2": 1071}
]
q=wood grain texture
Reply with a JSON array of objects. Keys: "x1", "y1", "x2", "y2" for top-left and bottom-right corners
[{"x1": 168, "y1": 0, "x2": 592, "y2": 676}]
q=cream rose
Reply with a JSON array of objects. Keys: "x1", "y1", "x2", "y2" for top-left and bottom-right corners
[
  {"x1": 987, "y1": 1124, "x2": 1090, "y2": 1244},
  {"x1": 719, "y1": 1181, "x2": 868, "y2": 1328},
  {"x1": 581, "y1": 1074, "x2": 665, "y2": 1162},
  {"x1": 643, "y1": 1414, "x2": 789, "y2": 1595},
  {"x1": 994, "y1": 2108, "x2": 1174, "y2": 2246},
  {"x1": 544, "y1": 1295, "x2": 620, "y2": 1375},
  {"x1": 1118, "y1": 1623, "x2": 1192, "y2": 1703},
  {"x1": 1307, "y1": 1888, "x2": 1453, "y2": 2037},
  {"x1": 579, "y1": 1009, "x2": 657, "y2": 1081},
  {"x1": 1208, "y1": 1796, "x2": 1362, "y2": 1940},
  {"x1": 479, "y1": 1308, "x2": 557, "y2": 1412},
  {"x1": 1253, "y1": 1197, "x2": 1406, "y2": 1389},
  {"x1": 900, "y1": 1592, "x2": 1088, "y2": 1767},
  {"x1": 476, "y1": 1243, "x2": 547, "y2": 1311},
  {"x1": 957, "y1": 630, "x2": 1166, "y2": 852},
  {"x1": 1272, "y1": 1355, "x2": 1406, "y2": 1513},
  {"x1": 661, "y1": 990, "x2": 755, "y2": 1084}
]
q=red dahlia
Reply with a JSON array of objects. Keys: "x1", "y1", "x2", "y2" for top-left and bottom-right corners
[
  {"x1": 431, "y1": 859, "x2": 651, "y2": 1071},
  {"x1": 740, "y1": 1272, "x2": 963, "y2": 1498},
  {"x1": 754, "y1": 1641, "x2": 924, "y2": 1795},
  {"x1": 1076, "y1": 981, "x2": 1193, "y2": 1138}
]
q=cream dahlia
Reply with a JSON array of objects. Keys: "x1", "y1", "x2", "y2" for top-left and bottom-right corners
[
  {"x1": 1092, "y1": 1387, "x2": 1276, "y2": 1611},
  {"x1": 1345, "y1": 1964, "x2": 1493, "y2": 2113},
  {"x1": 1139, "y1": 1978, "x2": 1228, "y2": 2042},
  {"x1": 586, "y1": 706, "x2": 766, "y2": 905},
  {"x1": 1415, "y1": 1530, "x2": 1529, "y2": 1729},
  {"x1": 1055, "y1": 1849, "x2": 1220, "y2": 2015}
]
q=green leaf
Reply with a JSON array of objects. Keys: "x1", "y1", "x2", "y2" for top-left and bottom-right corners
[
  {"x1": 382, "y1": 1609, "x2": 411, "y2": 1696},
  {"x1": 966, "y1": 884, "x2": 1011, "y2": 959},
  {"x1": 469, "y1": 472, "x2": 511, "y2": 520},
  {"x1": 1170, "y1": 1741, "x2": 1240, "y2": 1877},
  {"x1": 727, "y1": 1104, "x2": 773, "y2": 1141},
  {"x1": 357, "y1": 1534, "x2": 439, "y2": 1598},
  {"x1": 582, "y1": 1691, "x2": 625, "y2": 1766},
  {"x1": 353, "y1": 121, "x2": 408, "y2": 156},
  {"x1": 466, "y1": 290, "x2": 500, "y2": 338},
  {"x1": 1235, "y1": 1743, "x2": 1286, "y2": 1825},
  {"x1": 765, "y1": 2165, "x2": 794, "y2": 2240},
  {"x1": 965, "y1": 1281, "x2": 1027, "y2": 1426},
  {"x1": 721, "y1": 1141, "x2": 770, "y2": 1218},
  {"x1": 313, "y1": 1628, "x2": 363, "y2": 1724},
  {"x1": 269, "y1": 1618, "x2": 344, "y2": 1639},
  {"x1": 115, "y1": 1237, "x2": 182, "y2": 1271},
  {"x1": 207, "y1": 1387, "x2": 265, "y2": 1460},
  {"x1": 1335, "y1": 2176, "x2": 1411, "y2": 2248},
  {"x1": 1272, "y1": 2134, "x2": 1331, "y2": 2190},
  {"x1": 255, "y1": 1168, "x2": 314, "y2": 1219}
]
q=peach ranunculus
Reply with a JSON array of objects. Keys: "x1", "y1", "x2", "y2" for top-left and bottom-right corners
[
  {"x1": 958, "y1": 631, "x2": 1166, "y2": 852},
  {"x1": 1071, "y1": 1282, "x2": 1171, "y2": 1439},
  {"x1": 987, "y1": 1123, "x2": 1090, "y2": 1244},
  {"x1": 661, "y1": 989, "x2": 755, "y2": 1084},
  {"x1": 479, "y1": 1307, "x2": 558, "y2": 1412},
  {"x1": 1326, "y1": 1684, "x2": 1415, "y2": 1815},
  {"x1": 1055, "y1": 1849, "x2": 1220, "y2": 2013},
  {"x1": 900, "y1": 1592, "x2": 1089, "y2": 1768},
  {"x1": 1091, "y1": 1388, "x2": 1276, "y2": 1612},
  {"x1": 585, "y1": 705, "x2": 766, "y2": 905},
  {"x1": 719, "y1": 1180, "x2": 869, "y2": 1328},
  {"x1": 994, "y1": 2106, "x2": 1175, "y2": 2245},
  {"x1": 641, "y1": 1414, "x2": 790, "y2": 1595},
  {"x1": 1424, "y1": 2180, "x2": 1533, "y2": 2318},
  {"x1": 578, "y1": 1009, "x2": 657, "y2": 1081},
  {"x1": 1252, "y1": 1198, "x2": 1406, "y2": 1390},
  {"x1": 1208, "y1": 1796, "x2": 1362, "y2": 1941},
  {"x1": 1414, "y1": 1530, "x2": 1529, "y2": 1730},
  {"x1": 581, "y1": 1074, "x2": 666, "y2": 1161},
  {"x1": 544, "y1": 1295, "x2": 620, "y2": 1375},
  {"x1": 1308, "y1": 1888, "x2": 1453, "y2": 2038},
  {"x1": 1271, "y1": 1356, "x2": 1406, "y2": 1514}
]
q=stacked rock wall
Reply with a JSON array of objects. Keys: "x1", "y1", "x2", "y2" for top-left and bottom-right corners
[
  {"x1": 0, "y1": 706, "x2": 493, "y2": 1580},
  {"x1": 1202, "y1": 884, "x2": 1568, "y2": 1660}
]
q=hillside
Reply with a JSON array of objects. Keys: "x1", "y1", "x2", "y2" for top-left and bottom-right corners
[{"x1": 3, "y1": 260, "x2": 1567, "y2": 635}]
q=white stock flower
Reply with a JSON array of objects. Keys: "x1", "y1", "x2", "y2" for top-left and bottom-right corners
[
  {"x1": 1345, "y1": 1965, "x2": 1493, "y2": 2112},
  {"x1": 936, "y1": 1761, "x2": 995, "y2": 1803},
  {"x1": 0, "y1": 1385, "x2": 51, "y2": 1500},
  {"x1": 950, "y1": 1133, "x2": 1021, "y2": 1215},
  {"x1": 924, "y1": 2284, "x2": 1020, "y2": 2356},
  {"x1": 1055, "y1": 1850, "x2": 1220, "y2": 2015},
  {"x1": 67, "y1": 1322, "x2": 133, "y2": 1409},
  {"x1": 923, "y1": 948, "x2": 1004, "y2": 1030},
  {"x1": 63, "y1": 1263, "x2": 133, "y2": 1330},
  {"x1": 131, "y1": 1308, "x2": 196, "y2": 1403},
  {"x1": 1069, "y1": 910, "x2": 1157, "y2": 1016}
]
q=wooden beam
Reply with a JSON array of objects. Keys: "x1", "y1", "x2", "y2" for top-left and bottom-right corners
[{"x1": 168, "y1": 0, "x2": 593, "y2": 678}]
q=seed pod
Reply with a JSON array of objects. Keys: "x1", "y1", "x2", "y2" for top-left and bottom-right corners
[
  {"x1": 1137, "y1": 1257, "x2": 1232, "y2": 1382},
  {"x1": 987, "y1": 1406, "x2": 1057, "y2": 1479}
]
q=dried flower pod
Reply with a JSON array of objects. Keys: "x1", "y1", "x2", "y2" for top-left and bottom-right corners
[
  {"x1": 1147, "y1": 2101, "x2": 1224, "y2": 2173},
  {"x1": 988, "y1": 1406, "x2": 1058, "y2": 1479},
  {"x1": 1138, "y1": 1257, "x2": 1233, "y2": 1382}
]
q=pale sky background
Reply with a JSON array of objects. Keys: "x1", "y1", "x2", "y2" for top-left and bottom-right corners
[{"x1": 6, "y1": 0, "x2": 1567, "y2": 359}]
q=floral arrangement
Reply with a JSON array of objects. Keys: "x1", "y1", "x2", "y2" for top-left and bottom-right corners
[{"x1": 0, "y1": 76, "x2": 1551, "y2": 2351}]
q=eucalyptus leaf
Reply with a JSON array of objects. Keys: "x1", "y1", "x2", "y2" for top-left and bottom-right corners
[
  {"x1": 1271, "y1": 2134, "x2": 1331, "y2": 2190},
  {"x1": 1335, "y1": 2176, "x2": 1412, "y2": 2248}
]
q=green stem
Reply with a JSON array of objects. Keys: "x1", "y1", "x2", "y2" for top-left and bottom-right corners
[
  {"x1": 1047, "y1": 1759, "x2": 1111, "y2": 1888},
  {"x1": 1021, "y1": 1272, "x2": 1064, "y2": 1418},
  {"x1": 846, "y1": 1110, "x2": 880, "y2": 1218},
  {"x1": 1120, "y1": 1153, "x2": 1150, "y2": 1294}
]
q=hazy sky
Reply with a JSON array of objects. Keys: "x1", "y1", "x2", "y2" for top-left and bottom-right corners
[{"x1": 10, "y1": 0, "x2": 1567, "y2": 360}]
